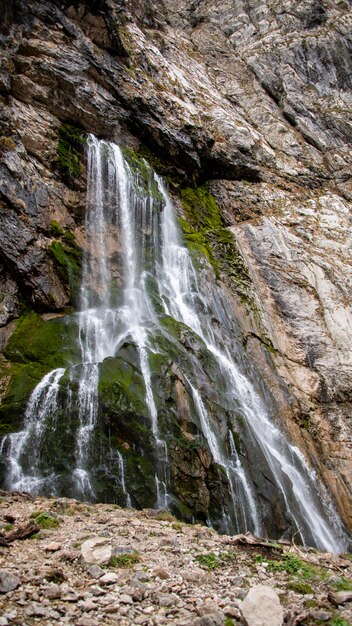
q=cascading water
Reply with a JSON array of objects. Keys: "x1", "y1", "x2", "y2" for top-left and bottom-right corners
[
  {"x1": 1, "y1": 135, "x2": 349, "y2": 552},
  {"x1": 0, "y1": 368, "x2": 65, "y2": 494}
]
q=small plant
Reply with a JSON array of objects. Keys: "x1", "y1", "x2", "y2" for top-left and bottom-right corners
[
  {"x1": 171, "y1": 522, "x2": 183, "y2": 532},
  {"x1": 329, "y1": 618, "x2": 351, "y2": 626},
  {"x1": 331, "y1": 578, "x2": 352, "y2": 592},
  {"x1": 225, "y1": 619, "x2": 235, "y2": 626},
  {"x1": 31, "y1": 511, "x2": 60, "y2": 529},
  {"x1": 0, "y1": 136, "x2": 16, "y2": 155},
  {"x1": 46, "y1": 569, "x2": 66, "y2": 584},
  {"x1": 108, "y1": 552, "x2": 140, "y2": 568},
  {"x1": 288, "y1": 580, "x2": 314, "y2": 594},
  {"x1": 153, "y1": 511, "x2": 176, "y2": 522},
  {"x1": 4, "y1": 523, "x2": 14, "y2": 531},
  {"x1": 195, "y1": 553, "x2": 221, "y2": 570},
  {"x1": 256, "y1": 553, "x2": 323, "y2": 581},
  {"x1": 57, "y1": 123, "x2": 86, "y2": 179},
  {"x1": 50, "y1": 220, "x2": 64, "y2": 237}
]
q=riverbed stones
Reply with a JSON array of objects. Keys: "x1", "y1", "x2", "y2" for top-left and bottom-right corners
[{"x1": 240, "y1": 585, "x2": 284, "y2": 626}]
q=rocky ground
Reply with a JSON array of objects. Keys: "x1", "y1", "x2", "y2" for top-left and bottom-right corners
[{"x1": 0, "y1": 492, "x2": 352, "y2": 626}]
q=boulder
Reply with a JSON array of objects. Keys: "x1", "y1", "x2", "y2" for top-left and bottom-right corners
[
  {"x1": 240, "y1": 585, "x2": 283, "y2": 626},
  {"x1": 0, "y1": 569, "x2": 21, "y2": 593},
  {"x1": 80, "y1": 538, "x2": 112, "y2": 565}
]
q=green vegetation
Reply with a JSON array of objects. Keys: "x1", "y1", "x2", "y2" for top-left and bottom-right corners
[
  {"x1": 122, "y1": 147, "x2": 164, "y2": 202},
  {"x1": 31, "y1": 511, "x2": 60, "y2": 529},
  {"x1": 108, "y1": 552, "x2": 140, "y2": 568},
  {"x1": 195, "y1": 551, "x2": 233, "y2": 570},
  {"x1": 48, "y1": 224, "x2": 82, "y2": 303},
  {"x1": 288, "y1": 580, "x2": 314, "y2": 594},
  {"x1": 153, "y1": 511, "x2": 177, "y2": 522},
  {"x1": 0, "y1": 136, "x2": 16, "y2": 155},
  {"x1": 50, "y1": 220, "x2": 64, "y2": 237},
  {"x1": 179, "y1": 185, "x2": 257, "y2": 312},
  {"x1": 254, "y1": 553, "x2": 326, "y2": 581},
  {"x1": 181, "y1": 186, "x2": 223, "y2": 231},
  {"x1": 329, "y1": 619, "x2": 351, "y2": 626},
  {"x1": 4, "y1": 312, "x2": 79, "y2": 370},
  {"x1": 331, "y1": 578, "x2": 352, "y2": 592},
  {"x1": 224, "y1": 619, "x2": 235, "y2": 626},
  {"x1": 57, "y1": 123, "x2": 86, "y2": 179}
]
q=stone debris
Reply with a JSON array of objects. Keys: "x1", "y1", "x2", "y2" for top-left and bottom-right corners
[{"x1": 0, "y1": 493, "x2": 351, "y2": 625}]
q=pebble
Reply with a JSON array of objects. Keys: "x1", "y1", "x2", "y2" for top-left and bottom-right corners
[
  {"x1": 120, "y1": 593, "x2": 133, "y2": 604},
  {"x1": 0, "y1": 570, "x2": 21, "y2": 594},
  {"x1": 86, "y1": 564, "x2": 104, "y2": 579},
  {"x1": 43, "y1": 583, "x2": 61, "y2": 599},
  {"x1": 193, "y1": 613, "x2": 224, "y2": 626},
  {"x1": 45, "y1": 541, "x2": 62, "y2": 552},
  {"x1": 99, "y1": 572, "x2": 119, "y2": 585}
]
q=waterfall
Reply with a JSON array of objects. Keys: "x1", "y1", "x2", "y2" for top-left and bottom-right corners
[
  {"x1": 1, "y1": 135, "x2": 349, "y2": 552},
  {"x1": 1, "y1": 368, "x2": 65, "y2": 494}
]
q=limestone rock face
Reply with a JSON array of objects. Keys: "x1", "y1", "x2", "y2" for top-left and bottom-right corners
[{"x1": 0, "y1": 0, "x2": 351, "y2": 526}]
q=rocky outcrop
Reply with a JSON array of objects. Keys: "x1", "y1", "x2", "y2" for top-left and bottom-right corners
[{"x1": 0, "y1": 0, "x2": 351, "y2": 528}]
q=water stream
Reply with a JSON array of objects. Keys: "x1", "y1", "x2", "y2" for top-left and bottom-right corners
[{"x1": 1, "y1": 135, "x2": 349, "y2": 552}]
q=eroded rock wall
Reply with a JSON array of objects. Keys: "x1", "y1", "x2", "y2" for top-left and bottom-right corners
[{"x1": 0, "y1": 0, "x2": 351, "y2": 527}]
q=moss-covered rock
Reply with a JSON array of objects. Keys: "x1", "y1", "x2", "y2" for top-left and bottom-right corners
[
  {"x1": 48, "y1": 228, "x2": 82, "y2": 304},
  {"x1": 0, "y1": 361, "x2": 48, "y2": 430},
  {"x1": 4, "y1": 312, "x2": 80, "y2": 369},
  {"x1": 181, "y1": 186, "x2": 223, "y2": 231},
  {"x1": 57, "y1": 123, "x2": 86, "y2": 181},
  {"x1": 122, "y1": 147, "x2": 164, "y2": 202},
  {"x1": 179, "y1": 185, "x2": 257, "y2": 311}
]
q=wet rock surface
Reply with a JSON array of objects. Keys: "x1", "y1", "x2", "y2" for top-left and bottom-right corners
[
  {"x1": 0, "y1": 492, "x2": 351, "y2": 625},
  {"x1": 0, "y1": 0, "x2": 351, "y2": 528}
]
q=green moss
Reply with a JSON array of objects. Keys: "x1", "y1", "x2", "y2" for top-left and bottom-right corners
[
  {"x1": 328, "y1": 619, "x2": 351, "y2": 626},
  {"x1": 181, "y1": 186, "x2": 223, "y2": 231},
  {"x1": 48, "y1": 237, "x2": 82, "y2": 302},
  {"x1": 57, "y1": 123, "x2": 86, "y2": 179},
  {"x1": 195, "y1": 552, "x2": 233, "y2": 570},
  {"x1": 98, "y1": 355, "x2": 147, "y2": 415},
  {"x1": 122, "y1": 147, "x2": 164, "y2": 202},
  {"x1": 264, "y1": 554, "x2": 326, "y2": 581},
  {"x1": 0, "y1": 136, "x2": 16, "y2": 155},
  {"x1": 195, "y1": 553, "x2": 222, "y2": 570},
  {"x1": 0, "y1": 362, "x2": 48, "y2": 428},
  {"x1": 179, "y1": 187, "x2": 257, "y2": 313},
  {"x1": 107, "y1": 552, "x2": 140, "y2": 568},
  {"x1": 288, "y1": 580, "x2": 314, "y2": 594},
  {"x1": 32, "y1": 511, "x2": 60, "y2": 529},
  {"x1": 50, "y1": 220, "x2": 64, "y2": 237},
  {"x1": 331, "y1": 578, "x2": 352, "y2": 592},
  {"x1": 4, "y1": 312, "x2": 79, "y2": 369}
]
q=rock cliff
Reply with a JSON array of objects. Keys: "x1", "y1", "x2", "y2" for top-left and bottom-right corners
[{"x1": 0, "y1": 0, "x2": 351, "y2": 531}]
